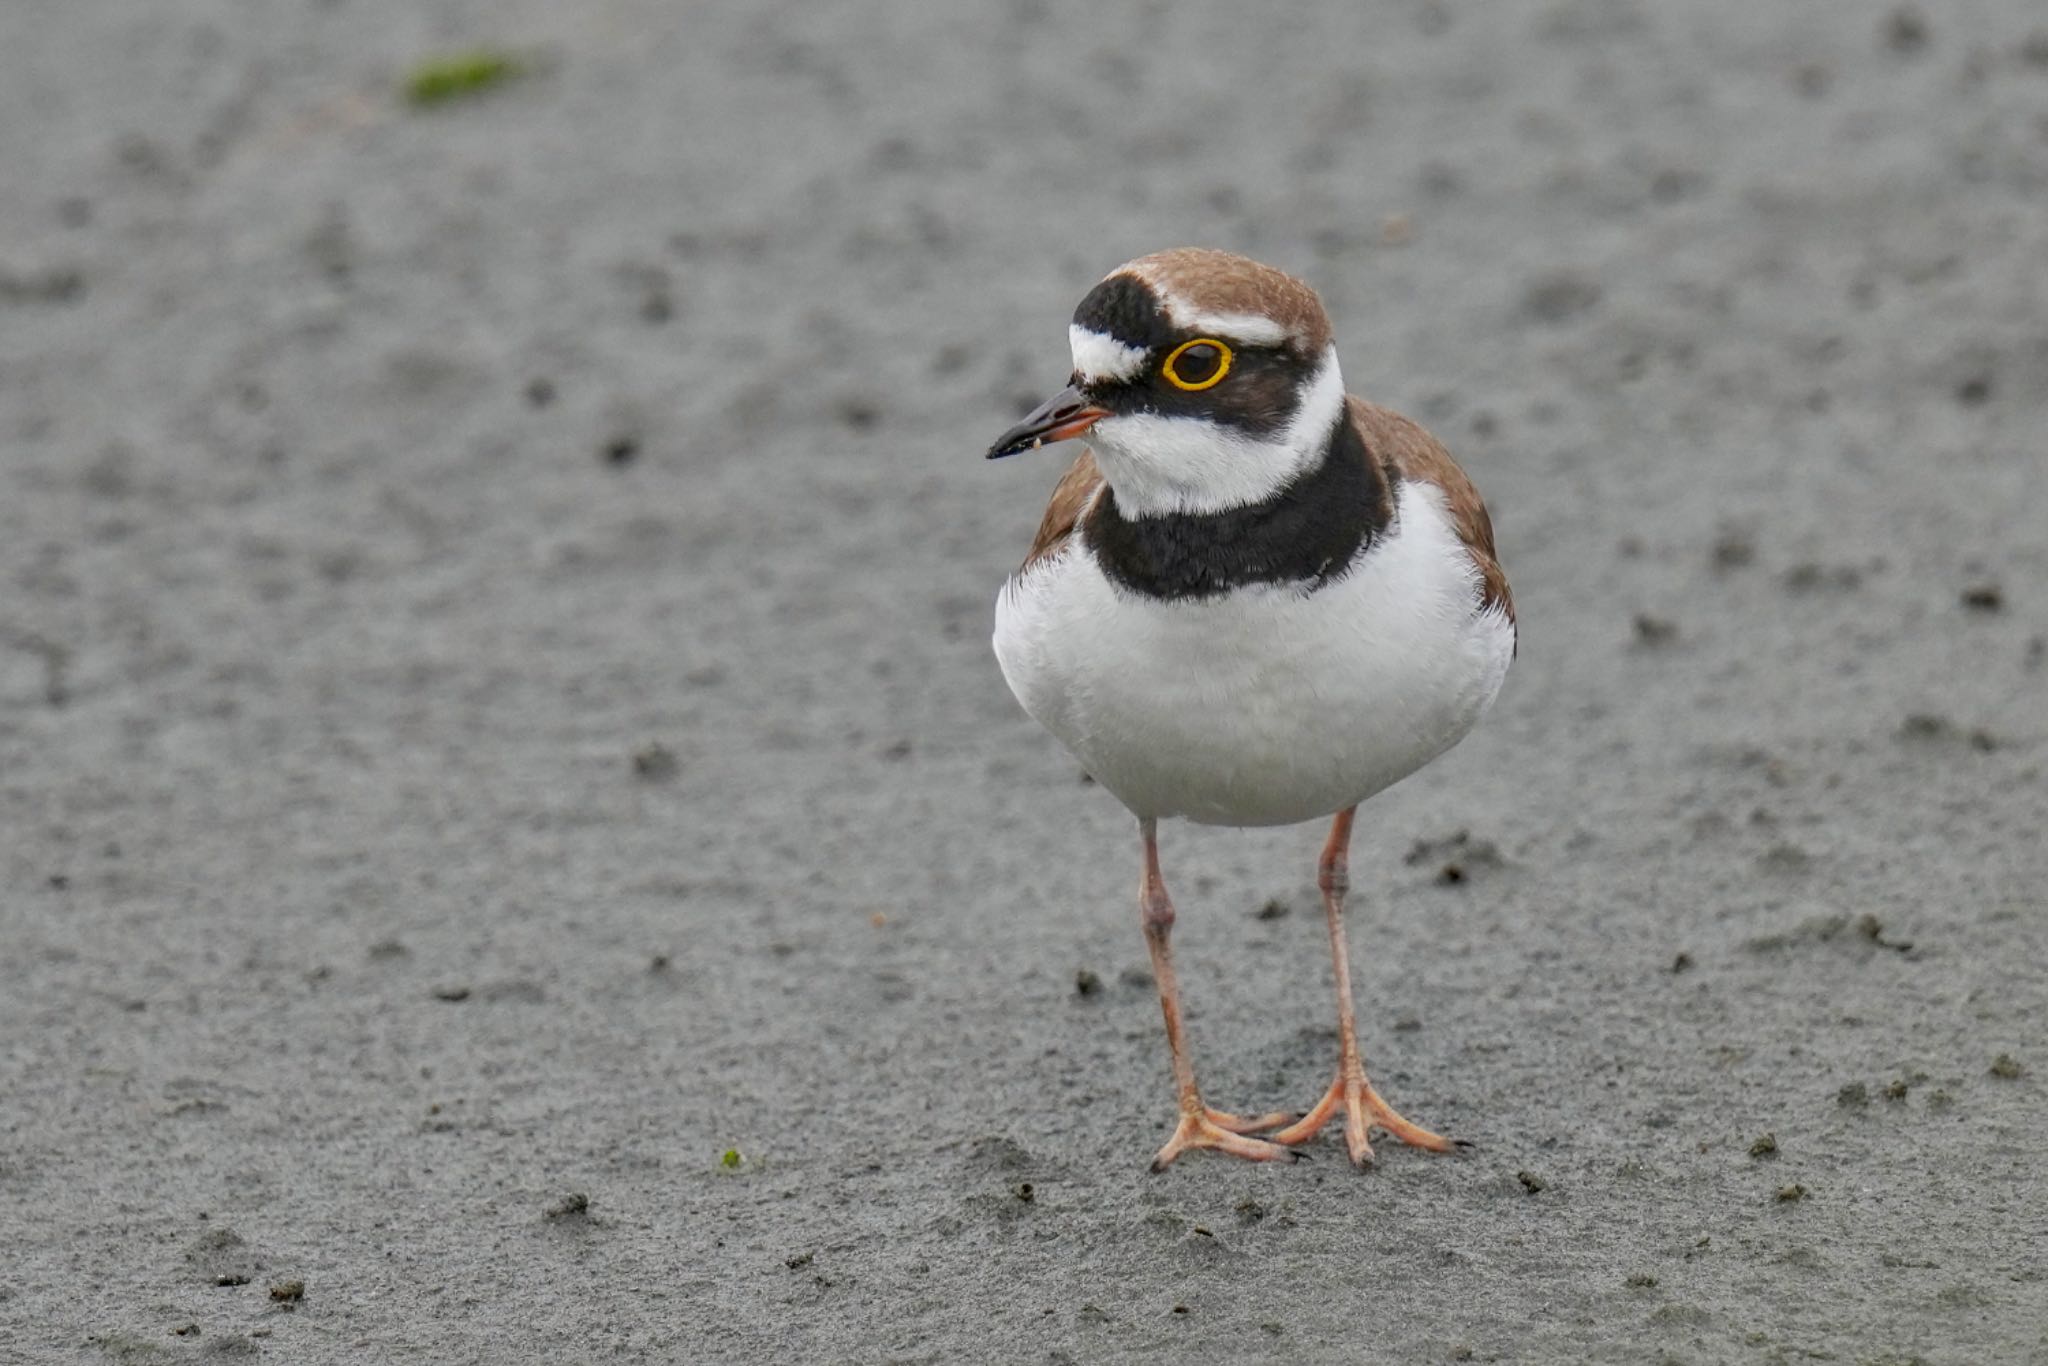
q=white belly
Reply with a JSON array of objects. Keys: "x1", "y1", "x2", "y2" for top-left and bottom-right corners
[{"x1": 992, "y1": 481, "x2": 1514, "y2": 827}]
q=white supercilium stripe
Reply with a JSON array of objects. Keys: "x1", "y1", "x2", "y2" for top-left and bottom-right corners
[{"x1": 1153, "y1": 297, "x2": 1292, "y2": 347}]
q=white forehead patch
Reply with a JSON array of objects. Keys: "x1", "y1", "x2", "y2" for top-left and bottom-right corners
[{"x1": 1068, "y1": 325, "x2": 1149, "y2": 384}]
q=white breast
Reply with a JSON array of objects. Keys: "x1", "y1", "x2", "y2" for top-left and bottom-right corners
[{"x1": 993, "y1": 479, "x2": 1514, "y2": 827}]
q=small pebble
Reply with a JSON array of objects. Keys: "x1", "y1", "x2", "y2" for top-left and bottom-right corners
[
  {"x1": 1633, "y1": 613, "x2": 1679, "y2": 646},
  {"x1": 544, "y1": 1192, "x2": 590, "y2": 1220},
  {"x1": 1884, "y1": 6, "x2": 1929, "y2": 53},
  {"x1": 632, "y1": 742, "x2": 679, "y2": 782},
  {"x1": 1711, "y1": 531, "x2": 1755, "y2": 571}
]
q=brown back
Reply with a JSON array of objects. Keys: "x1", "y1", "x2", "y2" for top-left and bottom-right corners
[{"x1": 1348, "y1": 397, "x2": 1515, "y2": 624}]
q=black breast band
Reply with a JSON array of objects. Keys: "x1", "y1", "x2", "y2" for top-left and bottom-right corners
[{"x1": 1083, "y1": 416, "x2": 1392, "y2": 601}]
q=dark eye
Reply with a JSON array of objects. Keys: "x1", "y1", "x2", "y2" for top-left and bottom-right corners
[{"x1": 1161, "y1": 338, "x2": 1232, "y2": 391}]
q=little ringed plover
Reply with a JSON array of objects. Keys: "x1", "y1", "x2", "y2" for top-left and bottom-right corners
[{"x1": 986, "y1": 248, "x2": 1515, "y2": 1170}]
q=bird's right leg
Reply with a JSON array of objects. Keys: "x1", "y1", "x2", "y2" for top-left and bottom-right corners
[{"x1": 1138, "y1": 818, "x2": 1301, "y2": 1172}]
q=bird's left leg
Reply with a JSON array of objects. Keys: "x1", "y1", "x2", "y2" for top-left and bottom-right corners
[{"x1": 1270, "y1": 807, "x2": 1465, "y2": 1166}]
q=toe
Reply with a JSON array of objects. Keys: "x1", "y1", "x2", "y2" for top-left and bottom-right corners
[{"x1": 1151, "y1": 1113, "x2": 1306, "y2": 1169}]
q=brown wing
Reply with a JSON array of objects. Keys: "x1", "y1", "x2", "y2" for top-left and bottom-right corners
[
  {"x1": 1347, "y1": 396, "x2": 1515, "y2": 625},
  {"x1": 1018, "y1": 448, "x2": 1105, "y2": 575}
]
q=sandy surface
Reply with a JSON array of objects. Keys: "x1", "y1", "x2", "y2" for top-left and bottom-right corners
[{"x1": 3, "y1": 1, "x2": 2046, "y2": 1361}]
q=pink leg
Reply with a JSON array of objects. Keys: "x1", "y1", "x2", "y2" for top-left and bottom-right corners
[
  {"x1": 1137, "y1": 818, "x2": 1300, "y2": 1171},
  {"x1": 1270, "y1": 808, "x2": 1464, "y2": 1166}
]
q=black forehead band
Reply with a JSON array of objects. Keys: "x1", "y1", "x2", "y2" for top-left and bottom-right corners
[{"x1": 1071, "y1": 275, "x2": 1177, "y2": 352}]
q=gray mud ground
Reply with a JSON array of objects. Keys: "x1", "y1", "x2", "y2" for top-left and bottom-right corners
[{"x1": 3, "y1": 2, "x2": 2046, "y2": 1362}]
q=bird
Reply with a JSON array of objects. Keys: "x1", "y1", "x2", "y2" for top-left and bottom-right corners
[{"x1": 986, "y1": 248, "x2": 1516, "y2": 1171}]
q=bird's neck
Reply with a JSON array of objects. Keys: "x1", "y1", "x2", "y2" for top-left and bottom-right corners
[
  {"x1": 1090, "y1": 349, "x2": 1348, "y2": 519},
  {"x1": 1083, "y1": 400, "x2": 1393, "y2": 601}
]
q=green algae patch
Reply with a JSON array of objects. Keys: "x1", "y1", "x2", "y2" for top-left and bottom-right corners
[{"x1": 404, "y1": 51, "x2": 526, "y2": 107}]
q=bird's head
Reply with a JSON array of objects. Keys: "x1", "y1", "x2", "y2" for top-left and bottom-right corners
[{"x1": 987, "y1": 248, "x2": 1346, "y2": 517}]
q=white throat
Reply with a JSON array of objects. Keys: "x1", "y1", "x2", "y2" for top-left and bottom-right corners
[{"x1": 1082, "y1": 345, "x2": 1347, "y2": 518}]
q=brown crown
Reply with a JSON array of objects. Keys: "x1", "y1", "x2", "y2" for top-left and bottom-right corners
[{"x1": 1116, "y1": 248, "x2": 1333, "y2": 354}]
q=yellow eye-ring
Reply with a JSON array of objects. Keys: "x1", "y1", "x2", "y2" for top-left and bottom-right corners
[{"x1": 1160, "y1": 338, "x2": 1233, "y2": 391}]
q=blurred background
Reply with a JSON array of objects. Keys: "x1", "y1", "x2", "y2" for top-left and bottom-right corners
[{"x1": 2, "y1": 1, "x2": 2043, "y2": 1361}]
